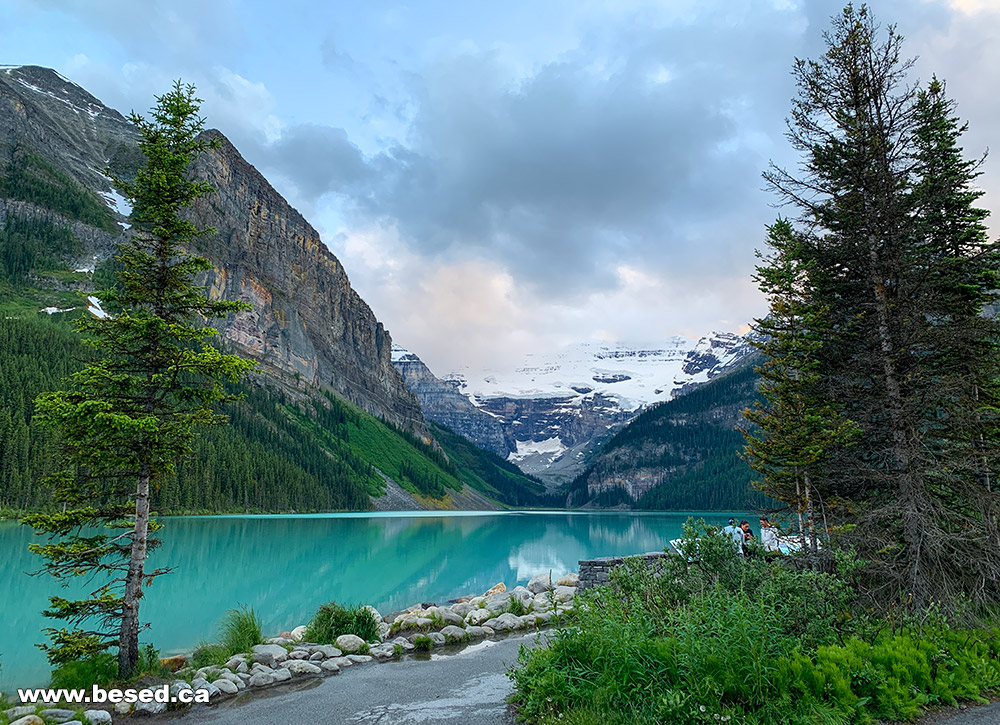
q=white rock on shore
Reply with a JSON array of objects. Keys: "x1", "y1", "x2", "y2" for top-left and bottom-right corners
[
  {"x1": 335, "y1": 634, "x2": 366, "y2": 653},
  {"x1": 527, "y1": 573, "x2": 554, "y2": 594},
  {"x1": 252, "y1": 643, "x2": 289, "y2": 664}
]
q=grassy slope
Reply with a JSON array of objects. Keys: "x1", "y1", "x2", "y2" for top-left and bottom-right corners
[{"x1": 429, "y1": 421, "x2": 549, "y2": 506}]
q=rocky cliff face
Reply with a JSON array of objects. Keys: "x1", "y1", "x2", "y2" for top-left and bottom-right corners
[
  {"x1": 392, "y1": 346, "x2": 513, "y2": 456},
  {"x1": 0, "y1": 66, "x2": 429, "y2": 438},
  {"x1": 185, "y1": 132, "x2": 427, "y2": 435}
]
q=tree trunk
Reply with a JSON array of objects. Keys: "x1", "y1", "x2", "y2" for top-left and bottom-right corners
[
  {"x1": 870, "y1": 249, "x2": 926, "y2": 608},
  {"x1": 795, "y1": 472, "x2": 805, "y2": 548},
  {"x1": 804, "y1": 472, "x2": 819, "y2": 568},
  {"x1": 119, "y1": 459, "x2": 151, "y2": 678}
]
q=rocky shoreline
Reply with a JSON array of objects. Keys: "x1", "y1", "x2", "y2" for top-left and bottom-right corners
[{"x1": 3, "y1": 573, "x2": 578, "y2": 724}]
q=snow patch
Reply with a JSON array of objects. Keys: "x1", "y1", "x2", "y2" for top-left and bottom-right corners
[
  {"x1": 447, "y1": 334, "x2": 750, "y2": 413},
  {"x1": 99, "y1": 189, "x2": 133, "y2": 219},
  {"x1": 87, "y1": 296, "x2": 110, "y2": 319},
  {"x1": 391, "y1": 343, "x2": 414, "y2": 363},
  {"x1": 41, "y1": 306, "x2": 75, "y2": 314},
  {"x1": 508, "y1": 437, "x2": 567, "y2": 463},
  {"x1": 14, "y1": 77, "x2": 103, "y2": 118}
]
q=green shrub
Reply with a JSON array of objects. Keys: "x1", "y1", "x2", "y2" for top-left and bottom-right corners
[
  {"x1": 508, "y1": 519, "x2": 1000, "y2": 724},
  {"x1": 218, "y1": 606, "x2": 264, "y2": 655},
  {"x1": 190, "y1": 644, "x2": 230, "y2": 669},
  {"x1": 305, "y1": 601, "x2": 381, "y2": 644},
  {"x1": 50, "y1": 653, "x2": 117, "y2": 689},
  {"x1": 412, "y1": 635, "x2": 433, "y2": 651},
  {"x1": 135, "y1": 643, "x2": 171, "y2": 680}
]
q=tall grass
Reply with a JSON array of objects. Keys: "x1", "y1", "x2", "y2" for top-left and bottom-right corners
[
  {"x1": 304, "y1": 601, "x2": 381, "y2": 644},
  {"x1": 219, "y1": 606, "x2": 264, "y2": 655},
  {"x1": 189, "y1": 606, "x2": 264, "y2": 668}
]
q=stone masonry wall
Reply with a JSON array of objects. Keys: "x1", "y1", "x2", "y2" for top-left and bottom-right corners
[{"x1": 578, "y1": 551, "x2": 675, "y2": 591}]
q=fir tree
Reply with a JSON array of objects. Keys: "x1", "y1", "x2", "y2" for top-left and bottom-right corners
[
  {"x1": 22, "y1": 82, "x2": 256, "y2": 677},
  {"x1": 751, "y1": 4, "x2": 1000, "y2": 609}
]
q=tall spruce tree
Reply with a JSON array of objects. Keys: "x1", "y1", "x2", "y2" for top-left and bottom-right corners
[
  {"x1": 743, "y1": 220, "x2": 860, "y2": 556},
  {"x1": 904, "y1": 79, "x2": 1000, "y2": 605},
  {"x1": 23, "y1": 82, "x2": 256, "y2": 677},
  {"x1": 751, "y1": 4, "x2": 1000, "y2": 610}
]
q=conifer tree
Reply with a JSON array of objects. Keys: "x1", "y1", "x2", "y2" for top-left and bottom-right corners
[
  {"x1": 903, "y1": 79, "x2": 1000, "y2": 604},
  {"x1": 743, "y1": 220, "x2": 860, "y2": 555},
  {"x1": 751, "y1": 4, "x2": 1000, "y2": 609},
  {"x1": 22, "y1": 82, "x2": 255, "y2": 677}
]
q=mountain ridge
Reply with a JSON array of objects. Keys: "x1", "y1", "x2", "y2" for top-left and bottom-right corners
[
  {"x1": 393, "y1": 333, "x2": 754, "y2": 486},
  {"x1": 0, "y1": 65, "x2": 428, "y2": 438}
]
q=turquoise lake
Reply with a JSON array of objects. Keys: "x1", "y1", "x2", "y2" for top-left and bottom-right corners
[{"x1": 1, "y1": 510, "x2": 741, "y2": 690}]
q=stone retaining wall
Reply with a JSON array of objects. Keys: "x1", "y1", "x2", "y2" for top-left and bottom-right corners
[{"x1": 577, "y1": 551, "x2": 674, "y2": 591}]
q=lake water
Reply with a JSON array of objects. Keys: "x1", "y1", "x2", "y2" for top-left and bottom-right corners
[{"x1": 1, "y1": 510, "x2": 741, "y2": 690}]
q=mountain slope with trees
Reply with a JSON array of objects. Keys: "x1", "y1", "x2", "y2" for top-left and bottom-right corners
[{"x1": 566, "y1": 357, "x2": 771, "y2": 511}]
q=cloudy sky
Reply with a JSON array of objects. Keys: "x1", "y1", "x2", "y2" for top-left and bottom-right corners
[{"x1": 3, "y1": 0, "x2": 999, "y2": 373}]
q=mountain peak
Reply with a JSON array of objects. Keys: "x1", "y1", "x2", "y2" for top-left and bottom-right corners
[
  {"x1": 395, "y1": 334, "x2": 753, "y2": 486},
  {"x1": 1, "y1": 65, "x2": 120, "y2": 121}
]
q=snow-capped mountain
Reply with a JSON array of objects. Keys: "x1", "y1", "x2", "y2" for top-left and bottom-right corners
[
  {"x1": 444, "y1": 333, "x2": 751, "y2": 413},
  {"x1": 393, "y1": 333, "x2": 753, "y2": 487}
]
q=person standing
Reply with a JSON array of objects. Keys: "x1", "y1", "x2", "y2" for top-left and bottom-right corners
[
  {"x1": 722, "y1": 518, "x2": 745, "y2": 555},
  {"x1": 759, "y1": 517, "x2": 780, "y2": 553}
]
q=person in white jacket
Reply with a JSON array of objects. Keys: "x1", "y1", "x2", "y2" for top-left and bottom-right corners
[{"x1": 759, "y1": 517, "x2": 780, "y2": 553}]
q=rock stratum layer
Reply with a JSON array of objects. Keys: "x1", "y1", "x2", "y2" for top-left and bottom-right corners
[{"x1": 187, "y1": 131, "x2": 426, "y2": 435}]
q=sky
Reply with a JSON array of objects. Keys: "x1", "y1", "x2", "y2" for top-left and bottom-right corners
[{"x1": 3, "y1": 0, "x2": 1000, "y2": 374}]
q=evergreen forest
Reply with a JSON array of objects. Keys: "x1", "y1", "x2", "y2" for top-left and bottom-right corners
[{"x1": 0, "y1": 311, "x2": 547, "y2": 515}]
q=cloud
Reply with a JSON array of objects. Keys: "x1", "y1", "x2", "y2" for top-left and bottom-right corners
[
  {"x1": 253, "y1": 0, "x2": 1000, "y2": 373},
  {"x1": 330, "y1": 220, "x2": 767, "y2": 374},
  {"x1": 258, "y1": 124, "x2": 371, "y2": 201},
  {"x1": 19, "y1": 0, "x2": 1000, "y2": 372},
  {"x1": 13, "y1": 0, "x2": 245, "y2": 66},
  {"x1": 304, "y1": 1, "x2": 809, "y2": 301}
]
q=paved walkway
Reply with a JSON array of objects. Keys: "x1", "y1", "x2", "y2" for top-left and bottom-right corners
[
  {"x1": 934, "y1": 700, "x2": 1000, "y2": 724},
  {"x1": 180, "y1": 635, "x2": 536, "y2": 725}
]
